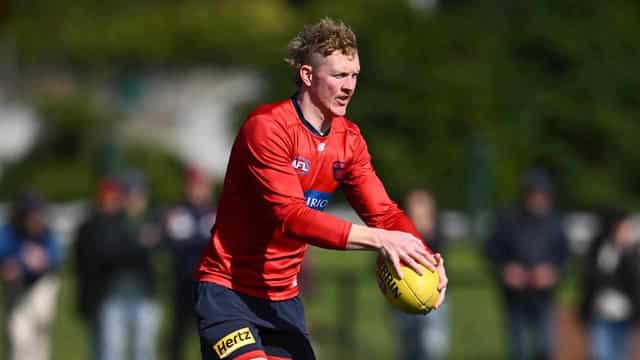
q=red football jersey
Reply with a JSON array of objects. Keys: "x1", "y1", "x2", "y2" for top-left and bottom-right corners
[{"x1": 196, "y1": 97, "x2": 428, "y2": 300}]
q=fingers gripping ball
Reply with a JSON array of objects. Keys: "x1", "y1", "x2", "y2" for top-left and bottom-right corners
[{"x1": 375, "y1": 256, "x2": 439, "y2": 314}]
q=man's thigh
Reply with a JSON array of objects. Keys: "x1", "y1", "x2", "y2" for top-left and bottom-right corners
[
  {"x1": 260, "y1": 327, "x2": 316, "y2": 360},
  {"x1": 194, "y1": 282, "x2": 315, "y2": 360}
]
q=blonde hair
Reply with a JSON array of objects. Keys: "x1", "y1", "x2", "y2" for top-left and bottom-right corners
[{"x1": 285, "y1": 18, "x2": 358, "y2": 84}]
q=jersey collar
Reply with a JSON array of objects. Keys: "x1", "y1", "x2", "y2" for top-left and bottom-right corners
[{"x1": 291, "y1": 95, "x2": 331, "y2": 137}]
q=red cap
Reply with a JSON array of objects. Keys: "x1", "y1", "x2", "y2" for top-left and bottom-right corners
[{"x1": 97, "y1": 178, "x2": 122, "y2": 204}]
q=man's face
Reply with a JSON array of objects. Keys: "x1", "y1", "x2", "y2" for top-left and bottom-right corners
[
  {"x1": 100, "y1": 191, "x2": 122, "y2": 214},
  {"x1": 614, "y1": 220, "x2": 634, "y2": 248},
  {"x1": 525, "y1": 190, "x2": 552, "y2": 216},
  {"x1": 125, "y1": 191, "x2": 148, "y2": 217},
  {"x1": 308, "y1": 50, "x2": 360, "y2": 117},
  {"x1": 25, "y1": 211, "x2": 46, "y2": 237},
  {"x1": 186, "y1": 181, "x2": 212, "y2": 207},
  {"x1": 407, "y1": 195, "x2": 436, "y2": 234}
]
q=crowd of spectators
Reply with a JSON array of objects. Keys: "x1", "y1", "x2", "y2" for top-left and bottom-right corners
[
  {"x1": 396, "y1": 168, "x2": 640, "y2": 360},
  {"x1": 0, "y1": 165, "x2": 215, "y2": 360},
  {"x1": 1, "y1": 166, "x2": 638, "y2": 360}
]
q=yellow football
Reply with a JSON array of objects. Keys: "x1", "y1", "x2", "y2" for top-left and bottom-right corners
[{"x1": 375, "y1": 255, "x2": 440, "y2": 314}]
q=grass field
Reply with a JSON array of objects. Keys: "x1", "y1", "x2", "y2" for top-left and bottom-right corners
[{"x1": 1, "y1": 243, "x2": 578, "y2": 359}]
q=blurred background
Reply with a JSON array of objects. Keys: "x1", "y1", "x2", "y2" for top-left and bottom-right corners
[{"x1": 1, "y1": 0, "x2": 640, "y2": 359}]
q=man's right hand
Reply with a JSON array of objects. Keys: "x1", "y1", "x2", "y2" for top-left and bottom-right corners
[
  {"x1": 530, "y1": 263, "x2": 557, "y2": 290},
  {"x1": 346, "y1": 224, "x2": 446, "y2": 306},
  {"x1": 376, "y1": 228, "x2": 438, "y2": 278},
  {"x1": 346, "y1": 224, "x2": 438, "y2": 278},
  {"x1": 22, "y1": 243, "x2": 49, "y2": 273},
  {"x1": 503, "y1": 262, "x2": 528, "y2": 289}
]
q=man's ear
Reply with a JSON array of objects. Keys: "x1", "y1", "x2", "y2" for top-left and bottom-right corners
[{"x1": 299, "y1": 65, "x2": 313, "y2": 86}]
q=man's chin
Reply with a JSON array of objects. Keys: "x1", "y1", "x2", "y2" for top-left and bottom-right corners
[{"x1": 331, "y1": 106, "x2": 348, "y2": 116}]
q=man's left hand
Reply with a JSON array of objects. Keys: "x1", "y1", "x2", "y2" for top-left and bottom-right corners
[
  {"x1": 433, "y1": 253, "x2": 448, "y2": 309},
  {"x1": 530, "y1": 263, "x2": 557, "y2": 290}
]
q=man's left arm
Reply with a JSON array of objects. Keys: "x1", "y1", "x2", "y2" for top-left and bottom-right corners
[
  {"x1": 341, "y1": 130, "x2": 447, "y2": 305},
  {"x1": 553, "y1": 217, "x2": 571, "y2": 268},
  {"x1": 341, "y1": 133, "x2": 429, "y2": 250}
]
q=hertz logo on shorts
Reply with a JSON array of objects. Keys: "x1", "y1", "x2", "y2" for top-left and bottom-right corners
[{"x1": 213, "y1": 327, "x2": 256, "y2": 358}]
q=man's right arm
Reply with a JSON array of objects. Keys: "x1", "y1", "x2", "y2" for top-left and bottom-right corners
[
  {"x1": 485, "y1": 212, "x2": 509, "y2": 266},
  {"x1": 346, "y1": 223, "x2": 437, "y2": 277}
]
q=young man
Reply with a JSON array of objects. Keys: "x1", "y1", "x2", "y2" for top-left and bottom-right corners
[
  {"x1": 485, "y1": 169, "x2": 569, "y2": 360},
  {"x1": 195, "y1": 18, "x2": 448, "y2": 360}
]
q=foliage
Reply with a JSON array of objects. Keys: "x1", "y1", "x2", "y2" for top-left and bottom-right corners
[
  {"x1": 0, "y1": 94, "x2": 183, "y2": 203},
  {"x1": 0, "y1": 94, "x2": 107, "y2": 201},
  {"x1": 3, "y1": 0, "x2": 640, "y2": 208}
]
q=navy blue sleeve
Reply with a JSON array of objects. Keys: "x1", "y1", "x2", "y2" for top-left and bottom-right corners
[
  {"x1": 551, "y1": 218, "x2": 570, "y2": 267},
  {"x1": 485, "y1": 211, "x2": 511, "y2": 267}
]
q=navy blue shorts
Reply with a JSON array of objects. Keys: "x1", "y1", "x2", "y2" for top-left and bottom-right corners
[{"x1": 193, "y1": 282, "x2": 316, "y2": 360}]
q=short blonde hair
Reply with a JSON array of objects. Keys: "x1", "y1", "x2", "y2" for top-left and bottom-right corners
[{"x1": 285, "y1": 18, "x2": 358, "y2": 84}]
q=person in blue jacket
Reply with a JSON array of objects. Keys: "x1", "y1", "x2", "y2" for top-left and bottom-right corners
[{"x1": 0, "y1": 191, "x2": 62, "y2": 360}]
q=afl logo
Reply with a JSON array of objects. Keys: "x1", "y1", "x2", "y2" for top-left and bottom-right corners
[
  {"x1": 333, "y1": 161, "x2": 346, "y2": 182},
  {"x1": 292, "y1": 156, "x2": 311, "y2": 174}
]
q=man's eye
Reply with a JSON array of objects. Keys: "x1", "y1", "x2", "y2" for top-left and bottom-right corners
[{"x1": 334, "y1": 74, "x2": 346, "y2": 79}]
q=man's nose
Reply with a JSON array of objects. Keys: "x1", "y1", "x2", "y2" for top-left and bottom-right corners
[{"x1": 342, "y1": 77, "x2": 356, "y2": 92}]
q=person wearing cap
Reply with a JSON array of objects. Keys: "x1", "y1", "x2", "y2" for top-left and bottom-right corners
[
  {"x1": 73, "y1": 177, "x2": 128, "y2": 359},
  {"x1": 0, "y1": 190, "x2": 62, "y2": 360},
  {"x1": 162, "y1": 166, "x2": 216, "y2": 360},
  {"x1": 485, "y1": 169, "x2": 570, "y2": 360},
  {"x1": 74, "y1": 172, "x2": 162, "y2": 360},
  {"x1": 109, "y1": 169, "x2": 162, "y2": 360}
]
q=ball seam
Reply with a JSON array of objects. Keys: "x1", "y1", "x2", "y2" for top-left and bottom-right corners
[{"x1": 402, "y1": 275, "x2": 427, "y2": 312}]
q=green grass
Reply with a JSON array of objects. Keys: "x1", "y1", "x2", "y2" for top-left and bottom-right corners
[{"x1": 1, "y1": 244, "x2": 577, "y2": 359}]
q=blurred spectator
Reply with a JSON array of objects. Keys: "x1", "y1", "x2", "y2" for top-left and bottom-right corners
[
  {"x1": 579, "y1": 210, "x2": 640, "y2": 360},
  {"x1": 485, "y1": 169, "x2": 569, "y2": 360},
  {"x1": 74, "y1": 178, "x2": 126, "y2": 358},
  {"x1": 392, "y1": 189, "x2": 450, "y2": 360},
  {"x1": 298, "y1": 256, "x2": 316, "y2": 299},
  {"x1": 74, "y1": 172, "x2": 162, "y2": 360},
  {"x1": 163, "y1": 166, "x2": 215, "y2": 360},
  {"x1": 0, "y1": 191, "x2": 62, "y2": 360}
]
